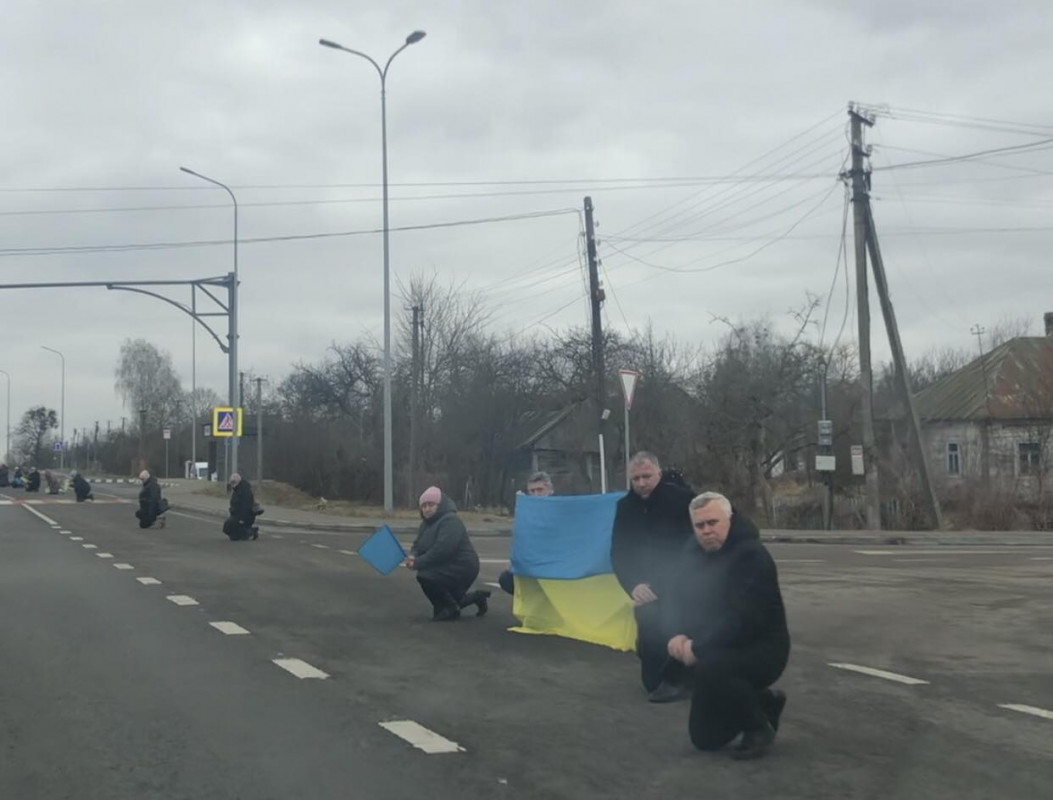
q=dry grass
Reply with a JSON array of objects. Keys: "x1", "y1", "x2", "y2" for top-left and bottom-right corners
[{"x1": 192, "y1": 479, "x2": 508, "y2": 524}]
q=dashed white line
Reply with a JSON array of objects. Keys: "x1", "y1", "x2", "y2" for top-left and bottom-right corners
[
  {"x1": 137, "y1": 577, "x2": 162, "y2": 585},
  {"x1": 113, "y1": 563, "x2": 134, "y2": 570},
  {"x1": 96, "y1": 552, "x2": 114, "y2": 559},
  {"x1": 483, "y1": 582, "x2": 502, "y2": 589},
  {"x1": 210, "y1": 621, "x2": 250, "y2": 635},
  {"x1": 379, "y1": 720, "x2": 465, "y2": 754},
  {"x1": 81, "y1": 543, "x2": 98, "y2": 549},
  {"x1": 999, "y1": 703, "x2": 1053, "y2": 720},
  {"x1": 312, "y1": 544, "x2": 330, "y2": 550},
  {"x1": 828, "y1": 663, "x2": 929, "y2": 685},
  {"x1": 166, "y1": 595, "x2": 199, "y2": 606},
  {"x1": 270, "y1": 534, "x2": 283, "y2": 539},
  {"x1": 59, "y1": 530, "x2": 72, "y2": 534},
  {"x1": 70, "y1": 536, "x2": 84, "y2": 541},
  {"x1": 338, "y1": 549, "x2": 357, "y2": 556},
  {"x1": 273, "y1": 658, "x2": 329, "y2": 679}
]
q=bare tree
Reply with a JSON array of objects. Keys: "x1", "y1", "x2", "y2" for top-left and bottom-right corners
[
  {"x1": 114, "y1": 339, "x2": 184, "y2": 431},
  {"x1": 14, "y1": 406, "x2": 58, "y2": 466}
]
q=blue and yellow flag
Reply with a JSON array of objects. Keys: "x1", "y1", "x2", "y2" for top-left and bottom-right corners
[{"x1": 509, "y1": 493, "x2": 637, "y2": 652}]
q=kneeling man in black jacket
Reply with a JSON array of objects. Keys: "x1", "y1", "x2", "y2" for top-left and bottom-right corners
[{"x1": 665, "y1": 491, "x2": 790, "y2": 760}]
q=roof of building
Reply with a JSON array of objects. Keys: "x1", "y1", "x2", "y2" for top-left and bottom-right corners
[{"x1": 914, "y1": 336, "x2": 1053, "y2": 421}]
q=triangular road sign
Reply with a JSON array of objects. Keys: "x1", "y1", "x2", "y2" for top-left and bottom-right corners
[
  {"x1": 619, "y1": 369, "x2": 641, "y2": 410},
  {"x1": 217, "y1": 412, "x2": 235, "y2": 432}
]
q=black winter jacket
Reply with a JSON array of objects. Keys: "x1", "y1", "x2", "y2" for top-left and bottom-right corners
[
  {"x1": 229, "y1": 480, "x2": 256, "y2": 523},
  {"x1": 667, "y1": 512, "x2": 790, "y2": 663},
  {"x1": 139, "y1": 476, "x2": 162, "y2": 517},
  {"x1": 410, "y1": 495, "x2": 480, "y2": 583},
  {"x1": 611, "y1": 477, "x2": 695, "y2": 595}
]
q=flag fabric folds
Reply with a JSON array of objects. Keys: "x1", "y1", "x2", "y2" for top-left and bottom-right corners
[
  {"x1": 358, "y1": 524, "x2": 407, "y2": 575},
  {"x1": 510, "y1": 493, "x2": 637, "y2": 651}
]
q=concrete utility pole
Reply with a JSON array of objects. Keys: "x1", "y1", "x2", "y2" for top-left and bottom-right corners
[
  {"x1": 848, "y1": 108, "x2": 882, "y2": 530},
  {"x1": 584, "y1": 196, "x2": 608, "y2": 489},
  {"x1": 972, "y1": 323, "x2": 993, "y2": 481},
  {"x1": 255, "y1": 377, "x2": 264, "y2": 483},
  {"x1": 138, "y1": 407, "x2": 147, "y2": 468},
  {"x1": 407, "y1": 304, "x2": 421, "y2": 504},
  {"x1": 864, "y1": 204, "x2": 943, "y2": 529}
]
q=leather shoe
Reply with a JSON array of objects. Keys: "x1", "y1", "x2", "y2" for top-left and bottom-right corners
[
  {"x1": 731, "y1": 721, "x2": 776, "y2": 760},
  {"x1": 647, "y1": 682, "x2": 689, "y2": 703}
]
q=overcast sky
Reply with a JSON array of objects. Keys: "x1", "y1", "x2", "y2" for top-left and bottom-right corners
[{"x1": 2, "y1": 0, "x2": 1052, "y2": 448}]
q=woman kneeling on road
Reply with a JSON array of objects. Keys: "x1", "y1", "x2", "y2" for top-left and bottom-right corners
[{"x1": 406, "y1": 486, "x2": 490, "y2": 621}]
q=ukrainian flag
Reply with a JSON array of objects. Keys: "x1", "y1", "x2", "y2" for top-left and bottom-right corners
[{"x1": 510, "y1": 493, "x2": 637, "y2": 652}]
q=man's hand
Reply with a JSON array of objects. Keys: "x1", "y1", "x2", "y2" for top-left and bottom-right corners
[
  {"x1": 667, "y1": 635, "x2": 697, "y2": 666},
  {"x1": 404, "y1": 556, "x2": 417, "y2": 570},
  {"x1": 631, "y1": 583, "x2": 658, "y2": 605}
]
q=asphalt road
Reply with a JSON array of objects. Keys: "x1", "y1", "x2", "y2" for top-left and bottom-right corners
[{"x1": 2, "y1": 485, "x2": 1052, "y2": 799}]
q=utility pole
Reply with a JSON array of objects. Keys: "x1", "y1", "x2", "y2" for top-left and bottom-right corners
[
  {"x1": 972, "y1": 323, "x2": 992, "y2": 481},
  {"x1": 138, "y1": 408, "x2": 147, "y2": 470},
  {"x1": 94, "y1": 421, "x2": 99, "y2": 472},
  {"x1": 255, "y1": 377, "x2": 264, "y2": 483},
  {"x1": 848, "y1": 107, "x2": 882, "y2": 530},
  {"x1": 407, "y1": 304, "x2": 421, "y2": 504},
  {"x1": 584, "y1": 196, "x2": 608, "y2": 489}
]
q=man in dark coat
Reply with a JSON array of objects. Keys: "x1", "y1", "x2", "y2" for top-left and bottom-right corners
[
  {"x1": 611, "y1": 451, "x2": 695, "y2": 700},
  {"x1": 224, "y1": 473, "x2": 259, "y2": 541},
  {"x1": 0, "y1": 462, "x2": 9, "y2": 487},
  {"x1": 135, "y1": 470, "x2": 168, "y2": 529},
  {"x1": 665, "y1": 491, "x2": 790, "y2": 760},
  {"x1": 406, "y1": 486, "x2": 489, "y2": 621},
  {"x1": 70, "y1": 470, "x2": 94, "y2": 502},
  {"x1": 26, "y1": 467, "x2": 41, "y2": 493}
]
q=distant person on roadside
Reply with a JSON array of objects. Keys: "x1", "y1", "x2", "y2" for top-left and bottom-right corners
[
  {"x1": 44, "y1": 469, "x2": 61, "y2": 495},
  {"x1": 25, "y1": 467, "x2": 41, "y2": 493},
  {"x1": 11, "y1": 466, "x2": 25, "y2": 489},
  {"x1": 70, "y1": 470, "x2": 94, "y2": 502},
  {"x1": 223, "y1": 472, "x2": 259, "y2": 541},
  {"x1": 611, "y1": 451, "x2": 695, "y2": 702},
  {"x1": 664, "y1": 491, "x2": 790, "y2": 760},
  {"x1": 499, "y1": 471, "x2": 556, "y2": 595},
  {"x1": 135, "y1": 470, "x2": 169, "y2": 529},
  {"x1": 406, "y1": 486, "x2": 489, "y2": 621},
  {"x1": 0, "y1": 462, "x2": 9, "y2": 487}
]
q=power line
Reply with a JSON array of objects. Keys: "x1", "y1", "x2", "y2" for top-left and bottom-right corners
[
  {"x1": 876, "y1": 137, "x2": 1053, "y2": 171},
  {"x1": 819, "y1": 185, "x2": 851, "y2": 349}
]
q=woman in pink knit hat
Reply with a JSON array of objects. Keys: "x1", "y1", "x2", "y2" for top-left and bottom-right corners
[{"x1": 405, "y1": 486, "x2": 489, "y2": 621}]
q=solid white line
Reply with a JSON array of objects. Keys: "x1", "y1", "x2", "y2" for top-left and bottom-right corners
[
  {"x1": 96, "y1": 552, "x2": 114, "y2": 559},
  {"x1": 854, "y1": 549, "x2": 1031, "y2": 556},
  {"x1": 19, "y1": 503, "x2": 59, "y2": 526},
  {"x1": 379, "y1": 720, "x2": 465, "y2": 754},
  {"x1": 273, "y1": 658, "x2": 329, "y2": 679},
  {"x1": 998, "y1": 704, "x2": 1053, "y2": 720},
  {"x1": 166, "y1": 595, "x2": 199, "y2": 606},
  {"x1": 113, "y1": 563, "x2": 134, "y2": 570},
  {"x1": 137, "y1": 577, "x2": 162, "y2": 585},
  {"x1": 82, "y1": 543, "x2": 98, "y2": 549},
  {"x1": 210, "y1": 621, "x2": 250, "y2": 635},
  {"x1": 70, "y1": 536, "x2": 84, "y2": 541},
  {"x1": 828, "y1": 663, "x2": 929, "y2": 685}
]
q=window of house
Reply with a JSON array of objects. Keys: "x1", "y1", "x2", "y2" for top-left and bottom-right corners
[
  {"x1": 947, "y1": 442, "x2": 960, "y2": 476},
  {"x1": 1019, "y1": 442, "x2": 1041, "y2": 476}
]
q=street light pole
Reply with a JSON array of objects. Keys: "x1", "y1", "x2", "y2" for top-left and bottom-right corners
[
  {"x1": 0, "y1": 368, "x2": 10, "y2": 463},
  {"x1": 180, "y1": 166, "x2": 239, "y2": 480},
  {"x1": 320, "y1": 29, "x2": 426, "y2": 512},
  {"x1": 40, "y1": 346, "x2": 65, "y2": 469}
]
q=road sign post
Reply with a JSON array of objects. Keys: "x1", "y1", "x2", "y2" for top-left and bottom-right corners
[
  {"x1": 618, "y1": 369, "x2": 641, "y2": 490},
  {"x1": 163, "y1": 428, "x2": 171, "y2": 479}
]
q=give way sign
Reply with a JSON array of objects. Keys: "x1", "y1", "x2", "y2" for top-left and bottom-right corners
[{"x1": 619, "y1": 369, "x2": 641, "y2": 410}]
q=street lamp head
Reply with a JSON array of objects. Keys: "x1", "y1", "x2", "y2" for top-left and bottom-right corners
[
  {"x1": 319, "y1": 38, "x2": 344, "y2": 50},
  {"x1": 179, "y1": 166, "x2": 197, "y2": 176},
  {"x1": 406, "y1": 30, "x2": 426, "y2": 44}
]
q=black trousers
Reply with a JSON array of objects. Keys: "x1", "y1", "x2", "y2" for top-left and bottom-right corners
[
  {"x1": 635, "y1": 601, "x2": 674, "y2": 692},
  {"x1": 416, "y1": 572, "x2": 474, "y2": 615},
  {"x1": 687, "y1": 645, "x2": 788, "y2": 751},
  {"x1": 135, "y1": 509, "x2": 156, "y2": 529}
]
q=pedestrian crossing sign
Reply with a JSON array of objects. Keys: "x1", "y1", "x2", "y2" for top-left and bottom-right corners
[{"x1": 212, "y1": 406, "x2": 243, "y2": 438}]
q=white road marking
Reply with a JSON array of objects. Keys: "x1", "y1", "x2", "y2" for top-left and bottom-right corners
[
  {"x1": 828, "y1": 663, "x2": 929, "y2": 685},
  {"x1": 478, "y1": 558, "x2": 508, "y2": 564},
  {"x1": 777, "y1": 558, "x2": 827, "y2": 563},
  {"x1": 113, "y1": 563, "x2": 134, "y2": 570},
  {"x1": 210, "y1": 621, "x2": 250, "y2": 635},
  {"x1": 271, "y1": 534, "x2": 283, "y2": 539},
  {"x1": 338, "y1": 549, "x2": 357, "y2": 556},
  {"x1": 893, "y1": 558, "x2": 954, "y2": 563},
  {"x1": 19, "y1": 503, "x2": 59, "y2": 526},
  {"x1": 1030, "y1": 557, "x2": 1053, "y2": 561},
  {"x1": 483, "y1": 582, "x2": 502, "y2": 589},
  {"x1": 59, "y1": 530, "x2": 72, "y2": 534},
  {"x1": 96, "y1": 552, "x2": 114, "y2": 559},
  {"x1": 70, "y1": 536, "x2": 84, "y2": 541},
  {"x1": 999, "y1": 703, "x2": 1053, "y2": 720},
  {"x1": 273, "y1": 658, "x2": 329, "y2": 679},
  {"x1": 82, "y1": 543, "x2": 98, "y2": 549},
  {"x1": 379, "y1": 720, "x2": 465, "y2": 754},
  {"x1": 166, "y1": 595, "x2": 199, "y2": 606},
  {"x1": 312, "y1": 544, "x2": 330, "y2": 550},
  {"x1": 855, "y1": 549, "x2": 1035, "y2": 556},
  {"x1": 137, "y1": 577, "x2": 162, "y2": 585}
]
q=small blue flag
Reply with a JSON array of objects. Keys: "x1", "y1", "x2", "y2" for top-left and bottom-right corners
[{"x1": 358, "y1": 525, "x2": 407, "y2": 575}]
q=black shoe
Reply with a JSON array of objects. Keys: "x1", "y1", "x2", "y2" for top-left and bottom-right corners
[
  {"x1": 731, "y1": 721, "x2": 776, "y2": 760},
  {"x1": 251, "y1": 526, "x2": 260, "y2": 541},
  {"x1": 763, "y1": 689, "x2": 787, "y2": 733},
  {"x1": 432, "y1": 606, "x2": 461, "y2": 622},
  {"x1": 647, "y1": 682, "x2": 689, "y2": 704},
  {"x1": 475, "y1": 591, "x2": 490, "y2": 617}
]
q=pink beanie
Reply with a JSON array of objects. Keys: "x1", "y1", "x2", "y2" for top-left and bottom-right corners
[{"x1": 418, "y1": 486, "x2": 442, "y2": 506}]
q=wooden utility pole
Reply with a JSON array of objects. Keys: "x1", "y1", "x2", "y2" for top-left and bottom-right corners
[
  {"x1": 407, "y1": 304, "x2": 421, "y2": 504},
  {"x1": 971, "y1": 323, "x2": 992, "y2": 481},
  {"x1": 849, "y1": 107, "x2": 882, "y2": 529},
  {"x1": 584, "y1": 196, "x2": 608, "y2": 488},
  {"x1": 864, "y1": 204, "x2": 943, "y2": 529}
]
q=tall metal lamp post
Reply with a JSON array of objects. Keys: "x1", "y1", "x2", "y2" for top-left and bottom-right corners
[
  {"x1": 40, "y1": 346, "x2": 65, "y2": 469},
  {"x1": 179, "y1": 166, "x2": 239, "y2": 479},
  {"x1": 0, "y1": 368, "x2": 10, "y2": 463},
  {"x1": 319, "y1": 29, "x2": 426, "y2": 512}
]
